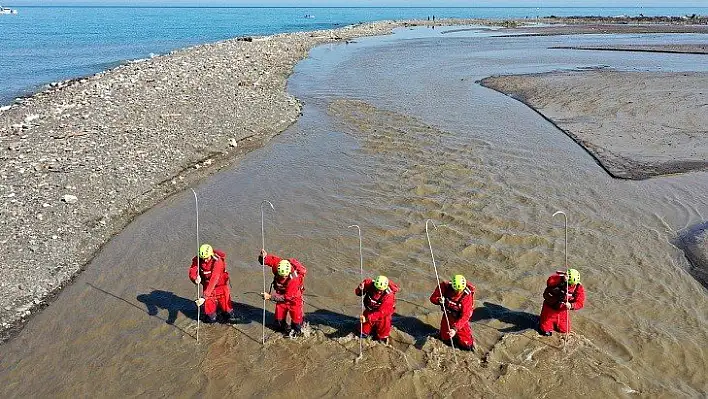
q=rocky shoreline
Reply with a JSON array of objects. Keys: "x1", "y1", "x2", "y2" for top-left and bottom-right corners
[{"x1": 1, "y1": 16, "x2": 707, "y2": 343}]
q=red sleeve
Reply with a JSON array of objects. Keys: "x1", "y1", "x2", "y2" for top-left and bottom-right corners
[
  {"x1": 203, "y1": 258, "x2": 225, "y2": 297},
  {"x1": 453, "y1": 292, "x2": 474, "y2": 330},
  {"x1": 571, "y1": 284, "x2": 585, "y2": 310},
  {"x1": 263, "y1": 254, "x2": 282, "y2": 275},
  {"x1": 356, "y1": 279, "x2": 373, "y2": 296},
  {"x1": 366, "y1": 292, "x2": 395, "y2": 322},
  {"x1": 430, "y1": 284, "x2": 444, "y2": 305},
  {"x1": 188, "y1": 257, "x2": 199, "y2": 282}
]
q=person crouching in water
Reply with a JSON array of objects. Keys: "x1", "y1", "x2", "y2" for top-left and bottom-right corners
[
  {"x1": 429, "y1": 274, "x2": 475, "y2": 351},
  {"x1": 539, "y1": 268, "x2": 585, "y2": 336},
  {"x1": 355, "y1": 275, "x2": 398, "y2": 344},
  {"x1": 261, "y1": 260, "x2": 304, "y2": 337},
  {"x1": 189, "y1": 244, "x2": 238, "y2": 324}
]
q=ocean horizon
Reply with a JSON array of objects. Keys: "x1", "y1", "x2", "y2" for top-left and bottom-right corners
[{"x1": 1, "y1": 6, "x2": 707, "y2": 105}]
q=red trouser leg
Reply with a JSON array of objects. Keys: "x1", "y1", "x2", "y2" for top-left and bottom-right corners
[
  {"x1": 288, "y1": 299, "x2": 304, "y2": 325},
  {"x1": 440, "y1": 318, "x2": 453, "y2": 341},
  {"x1": 373, "y1": 315, "x2": 392, "y2": 339},
  {"x1": 360, "y1": 320, "x2": 373, "y2": 337},
  {"x1": 274, "y1": 302, "x2": 288, "y2": 322},
  {"x1": 454, "y1": 322, "x2": 474, "y2": 349},
  {"x1": 214, "y1": 285, "x2": 233, "y2": 313},
  {"x1": 539, "y1": 303, "x2": 559, "y2": 333},
  {"x1": 440, "y1": 318, "x2": 473, "y2": 348},
  {"x1": 203, "y1": 296, "x2": 218, "y2": 320},
  {"x1": 557, "y1": 308, "x2": 570, "y2": 333}
]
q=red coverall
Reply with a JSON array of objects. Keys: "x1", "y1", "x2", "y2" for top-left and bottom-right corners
[
  {"x1": 271, "y1": 272, "x2": 304, "y2": 326},
  {"x1": 262, "y1": 253, "x2": 307, "y2": 290},
  {"x1": 188, "y1": 249, "x2": 233, "y2": 319},
  {"x1": 539, "y1": 273, "x2": 586, "y2": 334},
  {"x1": 355, "y1": 278, "x2": 398, "y2": 340},
  {"x1": 429, "y1": 281, "x2": 475, "y2": 350}
]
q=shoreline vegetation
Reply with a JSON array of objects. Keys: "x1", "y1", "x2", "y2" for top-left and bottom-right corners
[{"x1": 0, "y1": 16, "x2": 706, "y2": 343}]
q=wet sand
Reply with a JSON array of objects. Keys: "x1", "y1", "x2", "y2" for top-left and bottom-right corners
[
  {"x1": 550, "y1": 43, "x2": 708, "y2": 54},
  {"x1": 480, "y1": 71, "x2": 708, "y2": 180},
  {"x1": 497, "y1": 23, "x2": 708, "y2": 36}
]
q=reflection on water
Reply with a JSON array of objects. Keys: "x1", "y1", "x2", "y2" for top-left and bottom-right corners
[{"x1": 0, "y1": 28, "x2": 706, "y2": 397}]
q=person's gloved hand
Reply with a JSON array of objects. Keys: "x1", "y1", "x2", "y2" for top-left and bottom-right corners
[
  {"x1": 261, "y1": 292, "x2": 271, "y2": 301},
  {"x1": 360, "y1": 314, "x2": 366, "y2": 323},
  {"x1": 260, "y1": 249, "x2": 267, "y2": 258},
  {"x1": 449, "y1": 328, "x2": 457, "y2": 338},
  {"x1": 195, "y1": 297, "x2": 205, "y2": 306},
  {"x1": 564, "y1": 302, "x2": 573, "y2": 310},
  {"x1": 194, "y1": 276, "x2": 201, "y2": 285}
]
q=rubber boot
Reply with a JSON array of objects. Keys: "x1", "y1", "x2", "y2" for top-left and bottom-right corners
[
  {"x1": 275, "y1": 319, "x2": 289, "y2": 333},
  {"x1": 289, "y1": 323, "x2": 303, "y2": 338},
  {"x1": 203, "y1": 312, "x2": 218, "y2": 323},
  {"x1": 225, "y1": 310, "x2": 239, "y2": 324},
  {"x1": 459, "y1": 342, "x2": 476, "y2": 352}
]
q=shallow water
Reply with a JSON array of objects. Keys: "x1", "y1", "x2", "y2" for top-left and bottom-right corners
[{"x1": 1, "y1": 27, "x2": 706, "y2": 397}]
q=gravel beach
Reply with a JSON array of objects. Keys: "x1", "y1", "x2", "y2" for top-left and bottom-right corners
[
  {"x1": 480, "y1": 70, "x2": 708, "y2": 180},
  {"x1": 2, "y1": 16, "x2": 707, "y2": 342}
]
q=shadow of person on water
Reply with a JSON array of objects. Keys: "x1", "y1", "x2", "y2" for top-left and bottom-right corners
[
  {"x1": 136, "y1": 290, "x2": 198, "y2": 324},
  {"x1": 472, "y1": 301, "x2": 539, "y2": 333},
  {"x1": 136, "y1": 290, "x2": 277, "y2": 326},
  {"x1": 392, "y1": 313, "x2": 439, "y2": 349}
]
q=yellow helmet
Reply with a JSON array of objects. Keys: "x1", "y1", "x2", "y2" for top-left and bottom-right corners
[
  {"x1": 567, "y1": 268, "x2": 580, "y2": 285},
  {"x1": 373, "y1": 275, "x2": 389, "y2": 291},
  {"x1": 451, "y1": 274, "x2": 467, "y2": 292},
  {"x1": 199, "y1": 244, "x2": 214, "y2": 259},
  {"x1": 277, "y1": 260, "x2": 292, "y2": 277}
]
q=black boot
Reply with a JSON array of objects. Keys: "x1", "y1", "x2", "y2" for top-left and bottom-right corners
[
  {"x1": 274, "y1": 319, "x2": 289, "y2": 333},
  {"x1": 225, "y1": 310, "x2": 239, "y2": 324},
  {"x1": 290, "y1": 323, "x2": 303, "y2": 337},
  {"x1": 203, "y1": 312, "x2": 218, "y2": 323}
]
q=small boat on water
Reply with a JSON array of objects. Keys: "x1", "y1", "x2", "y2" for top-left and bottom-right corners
[
  {"x1": 0, "y1": 6, "x2": 18, "y2": 14},
  {"x1": 303, "y1": 14, "x2": 315, "y2": 19}
]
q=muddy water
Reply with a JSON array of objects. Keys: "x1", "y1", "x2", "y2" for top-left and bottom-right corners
[{"x1": 1, "y1": 28, "x2": 707, "y2": 397}]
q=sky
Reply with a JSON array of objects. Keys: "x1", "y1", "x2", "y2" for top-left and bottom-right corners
[{"x1": 5, "y1": 0, "x2": 708, "y2": 7}]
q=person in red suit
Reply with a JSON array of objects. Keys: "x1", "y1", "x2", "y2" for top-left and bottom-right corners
[
  {"x1": 539, "y1": 268, "x2": 585, "y2": 336},
  {"x1": 259, "y1": 249, "x2": 307, "y2": 290},
  {"x1": 261, "y1": 258, "x2": 305, "y2": 336},
  {"x1": 189, "y1": 244, "x2": 238, "y2": 323},
  {"x1": 355, "y1": 275, "x2": 398, "y2": 344},
  {"x1": 429, "y1": 274, "x2": 475, "y2": 351}
]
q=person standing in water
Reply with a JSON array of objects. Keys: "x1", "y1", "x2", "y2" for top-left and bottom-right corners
[
  {"x1": 189, "y1": 244, "x2": 238, "y2": 324},
  {"x1": 355, "y1": 275, "x2": 399, "y2": 344},
  {"x1": 429, "y1": 274, "x2": 476, "y2": 351},
  {"x1": 261, "y1": 256, "x2": 305, "y2": 336},
  {"x1": 259, "y1": 249, "x2": 307, "y2": 291},
  {"x1": 539, "y1": 268, "x2": 585, "y2": 336}
]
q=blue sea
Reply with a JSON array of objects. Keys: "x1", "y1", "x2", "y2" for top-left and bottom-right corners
[{"x1": 1, "y1": 6, "x2": 706, "y2": 105}]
